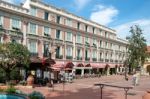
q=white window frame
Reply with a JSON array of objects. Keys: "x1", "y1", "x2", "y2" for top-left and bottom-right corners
[
  {"x1": 28, "y1": 23, "x2": 37, "y2": 35},
  {"x1": 55, "y1": 30, "x2": 62, "y2": 39},
  {"x1": 11, "y1": 18, "x2": 21, "y2": 29},
  {"x1": 43, "y1": 26, "x2": 50, "y2": 35},
  {"x1": 66, "y1": 32, "x2": 72, "y2": 41},
  {"x1": 0, "y1": 36, "x2": 3, "y2": 43},
  {"x1": 0, "y1": 16, "x2": 3, "y2": 25},
  {"x1": 30, "y1": 6, "x2": 37, "y2": 16},
  {"x1": 66, "y1": 46, "x2": 72, "y2": 56},
  {"x1": 28, "y1": 40, "x2": 38, "y2": 53},
  {"x1": 76, "y1": 34, "x2": 82, "y2": 43}
]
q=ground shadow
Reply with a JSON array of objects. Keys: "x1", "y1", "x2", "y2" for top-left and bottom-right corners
[{"x1": 46, "y1": 87, "x2": 118, "y2": 99}]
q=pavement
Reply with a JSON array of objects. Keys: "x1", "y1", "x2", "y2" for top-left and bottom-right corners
[{"x1": 19, "y1": 75, "x2": 150, "y2": 99}]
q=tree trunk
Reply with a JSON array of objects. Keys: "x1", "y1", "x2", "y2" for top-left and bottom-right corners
[{"x1": 5, "y1": 70, "x2": 11, "y2": 84}]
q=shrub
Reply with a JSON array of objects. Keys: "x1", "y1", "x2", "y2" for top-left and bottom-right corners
[
  {"x1": 0, "y1": 68, "x2": 6, "y2": 83},
  {"x1": 10, "y1": 68, "x2": 23, "y2": 81},
  {"x1": 5, "y1": 85, "x2": 16, "y2": 94},
  {"x1": 19, "y1": 80, "x2": 27, "y2": 86},
  {"x1": 28, "y1": 91, "x2": 45, "y2": 99}
]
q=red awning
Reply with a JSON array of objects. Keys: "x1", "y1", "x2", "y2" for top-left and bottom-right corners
[
  {"x1": 109, "y1": 64, "x2": 116, "y2": 68},
  {"x1": 64, "y1": 62, "x2": 74, "y2": 68},
  {"x1": 91, "y1": 63, "x2": 106, "y2": 68},
  {"x1": 85, "y1": 63, "x2": 91, "y2": 67},
  {"x1": 76, "y1": 63, "x2": 84, "y2": 67}
]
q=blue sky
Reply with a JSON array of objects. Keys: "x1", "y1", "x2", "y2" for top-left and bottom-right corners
[{"x1": 5, "y1": 0, "x2": 150, "y2": 44}]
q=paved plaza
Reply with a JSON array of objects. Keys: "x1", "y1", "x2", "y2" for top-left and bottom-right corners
[{"x1": 19, "y1": 75, "x2": 150, "y2": 99}]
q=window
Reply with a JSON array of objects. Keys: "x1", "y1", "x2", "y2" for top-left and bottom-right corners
[
  {"x1": 76, "y1": 34, "x2": 82, "y2": 43},
  {"x1": 100, "y1": 40, "x2": 102, "y2": 47},
  {"x1": 43, "y1": 43, "x2": 49, "y2": 57},
  {"x1": 11, "y1": 38, "x2": 20, "y2": 43},
  {"x1": 29, "y1": 23, "x2": 37, "y2": 34},
  {"x1": 56, "y1": 30, "x2": 61, "y2": 39},
  {"x1": 12, "y1": 18, "x2": 21, "y2": 29},
  {"x1": 99, "y1": 29, "x2": 102, "y2": 35},
  {"x1": 66, "y1": 32, "x2": 72, "y2": 41},
  {"x1": 93, "y1": 50, "x2": 96, "y2": 58},
  {"x1": 85, "y1": 50, "x2": 89, "y2": 59},
  {"x1": 44, "y1": 26, "x2": 50, "y2": 36},
  {"x1": 105, "y1": 32, "x2": 108, "y2": 37},
  {"x1": 28, "y1": 41, "x2": 37, "y2": 53},
  {"x1": 30, "y1": 7, "x2": 37, "y2": 16},
  {"x1": 85, "y1": 37, "x2": 89, "y2": 43},
  {"x1": 66, "y1": 18, "x2": 72, "y2": 26},
  {"x1": 105, "y1": 42, "x2": 108, "y2": 48},
  {"x1": 44, "y1": 12, "x2": 49, "y2": 20},
  {"x1": 77, "y1": 22, "x2": 80, "y2": 30},
  {"x1": 66, "y1": 46, "x2": 72, "y2": 56},
  {"x1": 0, "y1": 37, "x2": 3, "y2": 43},
  {"x1": 85, "y1": 25, "x2": 88, "y2": 32},
  {"x1": 0, "y1": 16, "x2": 3, "y2": 26},
  {"x1": 77, "y1": 49, "x2": 81, "y2": 57},
  {"x1": 93, "y1": 27, "x2": 95, "y2": 34},
  {"x1": 57, "y1": 16, "x2": 60, "y2": 24}
]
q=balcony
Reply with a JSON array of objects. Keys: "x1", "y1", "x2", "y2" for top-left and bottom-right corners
[
  {"x1": 85, "y1": 57, "x2": 90, "y2": 61},
  {"x1": 93, "y1": 43, "x2": 97, "y2": 48},
  {"x1": 9, "y1": 27, "x2": 23, "y2": 37},
  {"x1": 99, "y1": 58, "x2": 104, "y2": 62},
  {"x1": 105, "y1": 59, "x2": 109, "y2": 62},
  {"x1": 43, "y1": 33, "x2": 51, "y2": 40},
  {"x1": 43, "y1": 52, "x2": 49, "y2": 57},
  {"x1": 77, "y1": 56, "x2": 82, "y2": 60},
  {"x1": 65, "y1": 40, "x2": 73, "y2": 45},
  {"x1": 30, "y1": 52, "x2": 38, "y2": 57},
  {"x1": 66, "y1": 56, "x2": 73, "y2": 59},
  {"x1": 85, "y1": 42, "x2": 90, "y2": 47},
  {"x1": 0, "y1": 25, "x2": 5, "y2": 34},
  {"x1": 110, "y1": 59, "x2": 113, "y2": 62},
  {"x1": 27, "y1": 33, "x2": 39, "y2": 40},
  {"x1": 75, "y1": 42, "x2": 83, "y2": 47},
  {"x1": 115, "y1": 60, "x2": 118, "y2": 63},
  {"x1": 56, "y1": 54, "x2": 63, "y2": 59},
  {"x1": 92, "y1": 58, "x2": 97, "y2": 61}
]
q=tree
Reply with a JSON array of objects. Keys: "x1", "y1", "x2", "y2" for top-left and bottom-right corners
[
  {"x1": 0, "y1": 43, "x2": 30, "y2": 83},
  {"x1": 126, "y1": 25, "x2": 148, "y2": 73}
]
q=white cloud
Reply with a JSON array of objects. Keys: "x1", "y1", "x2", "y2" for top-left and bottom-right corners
[
  {"x1": 74, "y1": 0, "x2": 91, "y2": 11},
  {"x1": 2, "y1": 0, "x2": 24, "y2": 4},
  {"x1": 90, "y1": 5, "x2": 118, "y2": 26},
  {"x1": 113, "y1": 19, "x2": 150, "y2": 44}
]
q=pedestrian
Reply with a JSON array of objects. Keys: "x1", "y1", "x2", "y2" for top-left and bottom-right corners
[{"x1": 132, "y1": 72, "x2": 137, "y2": 86}]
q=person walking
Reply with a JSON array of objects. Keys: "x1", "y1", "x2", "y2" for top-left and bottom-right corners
[{"x1": 132, "y1": 72, "x2": 137, "y2": 86}]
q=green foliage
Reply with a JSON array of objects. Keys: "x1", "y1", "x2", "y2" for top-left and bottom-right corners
[
  {"x1": 5, "y1": 85, "x2": 17, "y2": 94},
  {"x1": 28, "y1": 91, "x2": 45, "y2": 99},
  {"x1": 0, "y1": 43, "x2": 30, "y2": 82},
  {"x1": 126, "y1": 25, "x2": 148, "y2": 72},
  {"x1": 10, "y1": 68, "x2": 23, "y2": 81},
  {"x1": 0, "y1": 68, "x2": 6, "y2": 83}
]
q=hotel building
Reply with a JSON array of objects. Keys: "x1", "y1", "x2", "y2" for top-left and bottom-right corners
[{"x1": 0, "y1": 0, "x2": 128, "y2": 78}]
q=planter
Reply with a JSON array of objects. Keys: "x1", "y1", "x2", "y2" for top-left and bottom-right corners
[
  {"x1": 143, "y1": 90, "x2": 150, "y2": 99},
  {"x1": 27, "y1": 75, "x2": 34, "y2": 86}
]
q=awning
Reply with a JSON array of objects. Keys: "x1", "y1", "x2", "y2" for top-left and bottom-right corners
[
  {"x1": 109, "y1": 64, "x2": 116, "y2": 68},
  {"x1": 52, "y1": 61, "x2": 64, "y2": 68},
  {"x1": 30, "y1": 57, "x2": 42, "y2": 63},
  {"x1": 91, "y1": 63, "x2": 106, "y2": 68},
  {"x1": 64, "y1": 62, "x2": 74, "y2": 68},
  {"x1": 76, "y1": 63, "x2": 84, "y2": 67},
  {"x1": 91, "y1": 63, "x2": 99, "y2": 68},
  {"x1": 85, "y1": 63, "x2": 91, "y2": 67}
]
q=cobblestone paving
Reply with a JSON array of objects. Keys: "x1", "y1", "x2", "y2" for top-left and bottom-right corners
[{"x1": 19, "y1": 75, "x2": 150, "y2": 99}]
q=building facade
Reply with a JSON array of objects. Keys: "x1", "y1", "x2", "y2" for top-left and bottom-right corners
[{"x1": 0, "y1": 0, "x2": 128, "y2": 78}]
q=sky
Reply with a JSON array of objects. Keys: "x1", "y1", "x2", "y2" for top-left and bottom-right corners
[{"x1": 4, "y1": 0, "x2": 150, "y2": 44}]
